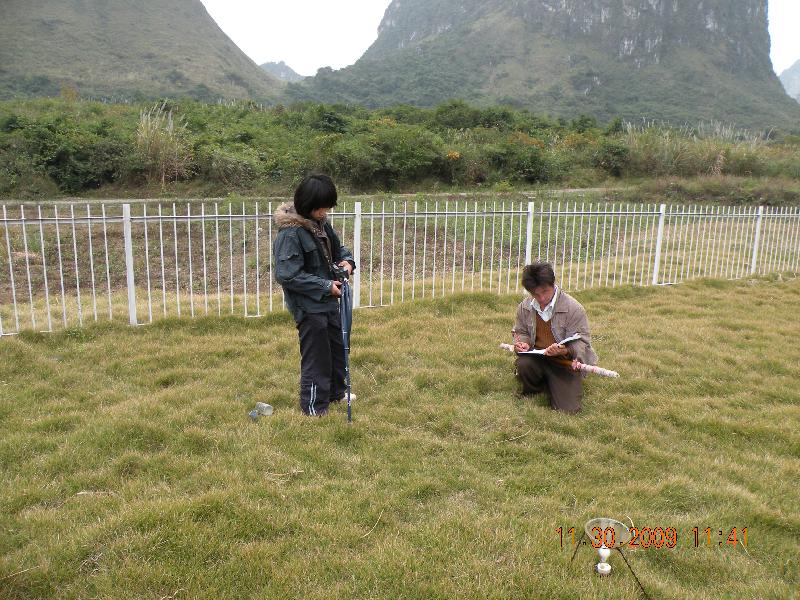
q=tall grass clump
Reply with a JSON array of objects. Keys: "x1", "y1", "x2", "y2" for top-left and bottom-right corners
[
  {"x1": 135, "y1": 103, "x2": 192, "y2": 187},
  {"x1": 623, "y1": 120, "x2": 772, "y2": 178}
]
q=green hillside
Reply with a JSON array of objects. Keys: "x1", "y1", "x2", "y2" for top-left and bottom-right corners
[
  {"x1": 0, "y1": 0, "x2": 282, "y2": 102},
  {"x1": 288, "y1": 0, "x2": 800, "y2": 131},
  {"x1": 261, "y1": 62, "x2": 305, "y2": 83},
  {"x1": 780, "y1": 60, "x2": 800, "y2": 102}
]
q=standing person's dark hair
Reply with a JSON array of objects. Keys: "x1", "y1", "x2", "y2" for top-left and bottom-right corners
[
  {"x1": 521, "y1": 262, "x2": 556, "y2": 292},
  {"x1": 294, "y1": 174, "x2": 338, "y2": 219}
]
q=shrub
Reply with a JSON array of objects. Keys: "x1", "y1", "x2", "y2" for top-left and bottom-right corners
[
  {"x1": 310, "y1": 134, "x2": 379, "y2": 187},
  {"x1": 593, "y1": 138, "x2": 630, "y2": 177},
  {"x1": 194, "y1": 144, "x2": 263, "y2": 186},
  {"x1": 369, "y1": 124, "x2": 444, "y2": 186}
]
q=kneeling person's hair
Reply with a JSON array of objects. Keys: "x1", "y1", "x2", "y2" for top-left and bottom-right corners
[
  {"x1": 294, "y1": 174, "x2": 338, "y2": 218},
  {"x1": 521, "y1": 262, "x2": 556, "y2": 292}
]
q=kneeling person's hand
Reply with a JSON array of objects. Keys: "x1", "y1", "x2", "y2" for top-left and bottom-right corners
[{"x1": 544, "y1": 343, "x2": 569, "y2": 357}]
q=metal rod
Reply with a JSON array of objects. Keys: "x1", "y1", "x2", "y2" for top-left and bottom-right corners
[
  {"x1": 489, "y1": 201, "x2": 496, "y2": 293},
  {"x1": 268, "y1": 201, "x2": 274, "y2": 312},
  {"x1": 229, "y1": 202, "x2": 234, "y2": 314},
  {"x1": 101, "y1": 204, "x2": 113, "y2": 320},
  {"x1": 142, "y1": 204, "x2": 152, "y2": 323},
  {"x1": 421, "y1": 202, "x2": 428, "y2": 298},
  {"x1": 584, "y1": 202, "x2": 593, "y2": 289},
  {"x1": 70, "y1": 205, "x2": 83, "y2": 326},
  {"x1": 471, "y1": 202, "x2": 478, "y2": 292},
  {"x1": 20, "y1": 206, "x2": 36, "y2": 330},
  {"x1": 122, "y1": 204, "x2": 137, "y2": 326},
  {"x1": 53, "y1": 205, "x2": 67, "y2": 327},
  {"x1": 255, "y1": 202, "x2": 260, "y2": 316},
  {"x1": 463, "y1": 202, "x2": 470, "y2": 292},
  {"x1": 242, "y1": 202, "x2": 247, "y2": 317},
  {"x1": 202, "y1": 204, "x2": 209, "y2": 315},
  {"x1": 568, "y1": 201, "x2": 577, "y2": 290},
  {"x1": 663, "y1": 203, "x2": 675, "y2": 284},
  {"x1": 158, "y1": 205, "x2": 167, "y2": 316},
  {"x1": 86, "y1": 204, "x2": 98, "y2": 321},
  {"x1": 173, "y1": 203, "x2": 181, "y2": 317},
  {"x1": 432, "y1": 200, "x2": 438, "y2": 298},
  {"x1": 401, "y1": 201, "x2": 408, "y2": 302},
  {"x1": 480, "y1": 201, "x2": 487, "y2": 291},
  {"x1": 215, "y1": 203, "x2": 221, "y2": 315},
  {"x1": 188, "y1": 203, "x2": 195, "y2": 317},
  {"x1": 380, "y1": 200, "x2": 386, "y2": 305},
  {"x1": 412, "y1": 201, "x2": 418, "y2": 300},
  {"x1": 684, "y1": 206, "x2": 697, "y2": 282},
  {"x1": 369, "y1": 201, "x2": 375, "y2": 305},
  {"x1": 652, "y1": 204, "x2": 667, "y2": 285},
  {"x1": 441, "y1": 200, "x2": 448, "y2": 297},
  {"x1": 516, "y1": 200, "x2": 524, "y2": 292},
  {"x1": 37, "y1": 206, "x2": 52, "y2": 331},
  {"x1": 599, "y1": 203, "x2": 608, "y2": 286},
  {"x1": 497, "y1": 202, "x2": 505, "y2": 294},
  {"x1": 389, "y1": 201, "x2": 396, "y2": 303},
  {"x1": 3, "y1": 205, "x2": 20, "y2": 331}
]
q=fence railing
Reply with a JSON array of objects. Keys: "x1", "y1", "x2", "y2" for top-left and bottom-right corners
[{"x1": 1, "y1": 200, "x2": 799, "y2": 336}]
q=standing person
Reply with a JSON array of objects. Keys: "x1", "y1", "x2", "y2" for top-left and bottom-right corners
[
  {"x1": 512, "y1": 262, "x2": 598, "y2": 414},
  {"x1": 274, "y1": 174, "x2": 357, "y2": 417}
]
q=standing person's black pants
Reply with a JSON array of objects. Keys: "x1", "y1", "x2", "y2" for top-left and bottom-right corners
[{"x1": 297, "y1": 311, "x2": 347, "y2": 416}]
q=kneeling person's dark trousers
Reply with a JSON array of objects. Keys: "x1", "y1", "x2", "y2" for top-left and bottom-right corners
[
  {"x1": 516, "y1": 355, "x2": 582, "y2": 414},
  {"x1": 297, "y1": 311, "x2": 347, "y2": 416}
]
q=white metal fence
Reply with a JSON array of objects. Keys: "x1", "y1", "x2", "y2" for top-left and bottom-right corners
[{"x1": 1, "y1": 200, "x2": 799, "y2": 336}]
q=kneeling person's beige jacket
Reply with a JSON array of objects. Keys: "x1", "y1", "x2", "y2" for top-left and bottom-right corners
[{"x1": 512, "y1": 290, "x2": 598, "y2": 366}]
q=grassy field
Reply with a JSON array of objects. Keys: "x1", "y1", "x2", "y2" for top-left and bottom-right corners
[{"x1": 1, "y1": 277, "x2": 798, "y2": 599}]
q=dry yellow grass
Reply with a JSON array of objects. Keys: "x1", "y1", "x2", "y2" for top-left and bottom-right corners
[{"x1": 0, "y1": 276, "x2": 798, "y2": 598}]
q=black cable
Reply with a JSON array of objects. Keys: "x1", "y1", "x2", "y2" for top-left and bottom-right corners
[
  {"x1": 616, "y1": 547, "x2": 652, "y2": 600},
  {"x1": 570, "y1": 532, "x2": 587, "y2": 563}
]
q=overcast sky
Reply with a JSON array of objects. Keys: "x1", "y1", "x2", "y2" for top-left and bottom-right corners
[{"x1": 199, "y1": 0, "x2": 800, "y2": 77}]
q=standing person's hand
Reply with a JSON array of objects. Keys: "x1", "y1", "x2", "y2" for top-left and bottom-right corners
[
  {"x1": 330, "y1": 280, "x2": 343, "y2": 298},
  {"x1": 338, "y1": 261, "x2": 353, "y2": 276}
]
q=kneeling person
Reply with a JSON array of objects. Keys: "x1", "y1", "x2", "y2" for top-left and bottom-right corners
[{"x1": 512, "y1": 262, "x2": 597, "y2": 414}]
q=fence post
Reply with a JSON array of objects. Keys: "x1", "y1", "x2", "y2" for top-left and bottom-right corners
[
  {"x1": 525, "y1": 202, "x2": 535, "y2": 265},
  {"x1": 122, "y1": 204, "x2": 137, "y2": 325},
  {"x1": 652, "y1": 203, "x2": 667, "y2": 285},
  {"x1": 751, "y1": 205, "x2": 764, "y2": 274},
  {"x1": 353, "y1": 202, "x2": 362, "y2": 308}
]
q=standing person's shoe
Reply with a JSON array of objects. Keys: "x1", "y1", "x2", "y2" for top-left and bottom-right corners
[{"x1": 304, "y1": 408, "x2": 329, "y2": 417}]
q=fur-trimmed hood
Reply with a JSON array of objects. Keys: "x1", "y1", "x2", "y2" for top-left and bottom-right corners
[{"x1": 274, "y1": 202, "x2": 324, "y2": 232}]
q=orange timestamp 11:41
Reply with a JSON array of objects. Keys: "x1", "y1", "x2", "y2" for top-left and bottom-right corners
[{"x1": 557, "y1": 526, "x2": 749, "y2": 550}]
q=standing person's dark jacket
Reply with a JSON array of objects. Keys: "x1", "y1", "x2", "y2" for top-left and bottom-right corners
[{"x1": 273, "y1": 202, "x2": 356, "y2": 323}]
